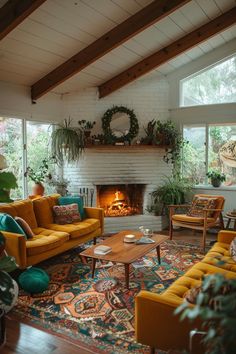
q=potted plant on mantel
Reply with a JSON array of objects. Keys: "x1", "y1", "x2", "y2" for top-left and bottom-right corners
[
  {"x1": 51, "y1": 118, "x2": 85, "y2": 165},
  {"x1": 206, "y1": 170, "x2": 226, "y2": 188}
]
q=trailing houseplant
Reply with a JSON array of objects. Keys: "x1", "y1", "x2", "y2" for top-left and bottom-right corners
[
  {"x1": 175, "y1": 273, "x2": 236, "y2": 354},
  {"x1": 0, "y1": 232, "x2": 18, "y2": 347},
  {"x1": 148, "y1": 175, "x2": 193, "y2": 215},
  {"x1": 51, "y1": 118, "x2": 85, "y2": 165},
  {"x1": 206, "y1": 170, "x2": 226, "y2": 188}
]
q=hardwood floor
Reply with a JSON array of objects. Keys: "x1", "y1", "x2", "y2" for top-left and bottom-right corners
[{"x1": 2, "y1": 229, "x2": 217, "y2": 354}]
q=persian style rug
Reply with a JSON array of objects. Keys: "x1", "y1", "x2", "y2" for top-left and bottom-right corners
[{"x1": 13, "y1": 240, "x2": 204, "y2": 354}]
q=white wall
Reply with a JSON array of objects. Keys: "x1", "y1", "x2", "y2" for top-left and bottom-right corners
[
  {"x1": 167, "y1": 40, "x2": 236, "y2": 213},
  {"x1": 62, "y1": 77, "x2": 170, "y2": 136},
  {"x1": 0, "y1": 81, "x2": 63, "y2": 122}
]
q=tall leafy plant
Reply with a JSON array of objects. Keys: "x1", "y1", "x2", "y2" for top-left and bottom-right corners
[
  {"x1": 51, "y1": 118, "x2": 85, "y2": 165},
  {"x1": 148, "y1": 175, "x2": 193, "y2": 215},
  {"x1": 0, "y1": 172, "x2": 17, "y2": 202}
]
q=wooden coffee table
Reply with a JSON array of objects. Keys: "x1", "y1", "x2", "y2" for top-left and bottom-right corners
[{"x1": 80, "y1": 230, "x2": 169, "y2": 289}]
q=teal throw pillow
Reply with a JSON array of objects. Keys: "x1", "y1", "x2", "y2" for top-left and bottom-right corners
[
  {"x1": 59, "y1": 196, "x2": 86, "y2": 219},
  {"x1": 19, "y1": 267, "x2": 49, "y2": 294},
  {"x1": 0, "y1": 213, "x2": 27, "y2": 238}
]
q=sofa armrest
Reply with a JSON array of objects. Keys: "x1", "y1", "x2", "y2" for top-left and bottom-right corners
[
  {"x1": 84, "y1": 207, "x2": 104, "y2": 234},
  {"x1": 217, "y1": 230, "x2": 236, "y2": 244},
  {"x1": 1, "y1": 231, "x2": 27, "y2": 269},
  {"x1": 135, "y1": 290, "x2": 198, "y2": 351}
]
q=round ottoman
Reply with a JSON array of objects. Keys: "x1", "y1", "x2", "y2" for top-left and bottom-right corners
[{"x1": 19, "y1": 267, "x2": 49, "y2": 294}]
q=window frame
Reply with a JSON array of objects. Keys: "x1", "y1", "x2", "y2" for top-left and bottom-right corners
[
  {"x1": 182, "y1": 122, "x2": 236, "y2": 190},
  {"x1": 179, "y1": 53, "x2": 236, "y2": 108},
  {"x1": 0, "y1": 116, "x2": 53, "y2": 199}
]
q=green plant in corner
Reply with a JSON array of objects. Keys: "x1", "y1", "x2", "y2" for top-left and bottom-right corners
[
  {"x1": 148, "y1": 175, "x2": 193, "y2": 215},
  {"x1": 0, "y1": 172, "x2": 17, "y2": 202},
  {"x1": 175, "y1": 273, "x2": 236, "y2": 354},
  {"x1": 206, "y1": 170, "x2": 226, "y2": 188},
  {"x1": 51, "y1": 117, "x2": 85, "y2": 164}
]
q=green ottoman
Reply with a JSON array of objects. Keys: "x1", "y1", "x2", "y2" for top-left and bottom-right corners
[{"x1": 19, "y1": 267, "x2": 49, "y2": 294}]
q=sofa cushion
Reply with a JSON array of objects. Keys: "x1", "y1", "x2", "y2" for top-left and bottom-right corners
[
  {"x1": 45, "y1": 218, "x2": 100, "y2": 239},
  {"x1": 172, "y1": 214, "x2": 215, "y2": 224},
  {"x1": 0, "y1": 204, "x2": 17, "y2": 218},
  {"x1": 202, "y1": 242, "x2": 236, "y2": 273},
  {"x1": 11, "y1": 199, "x2": 38, "y2": 229},
  {"x1": 15, "y1": 216, "x2": 34, "y2": 239},
  {"x1": 33, "y1": 197, "x2": 55, "y2": 226},
  {"x1": 59, "y1": 196, "x2": 86, "y2": 219},
  {"x1": 0, "y1": 213, "x2": 27, "y2": 238},
  {"x1": 53, "y1": 203, "x2": 81, "y2": 224},
  {"x1": 230, "y1": 238, "x2": 236, "y2": 262},
  {"x1": 27, "y1": 228, "x2": 69, "y2": 256}
]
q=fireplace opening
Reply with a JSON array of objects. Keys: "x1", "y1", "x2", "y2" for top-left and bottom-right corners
[{"x1": 96, "y1": 184, "x2": 145, "y2": 217}]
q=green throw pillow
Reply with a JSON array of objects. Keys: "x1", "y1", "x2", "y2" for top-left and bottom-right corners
[
  {"x1": 59, "y1": 196, "x2": 86, "y2": 219},
  {"x1": 0, "y1": 213, "x2": 27, "y2": 238},
  {"x1": 19, "y1": 267, "x2": 49, "y2": 294}
]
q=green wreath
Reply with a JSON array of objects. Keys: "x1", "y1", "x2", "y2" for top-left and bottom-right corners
[{"x1": 102, "y1": 106, "x2": 139, "y2": 144}]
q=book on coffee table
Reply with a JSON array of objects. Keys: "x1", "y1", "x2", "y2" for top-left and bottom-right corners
[{"x1": 94, "y1": 245, "x2": 112, "y2": 255}]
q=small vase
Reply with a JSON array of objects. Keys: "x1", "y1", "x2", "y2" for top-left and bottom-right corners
[{"x1": 32, "y1": 182, "x2": 45, "y2": 196}]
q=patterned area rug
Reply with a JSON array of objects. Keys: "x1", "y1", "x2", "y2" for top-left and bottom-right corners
[{"x1": 13, "y1": 240, "x2": 204, "y2": 354}]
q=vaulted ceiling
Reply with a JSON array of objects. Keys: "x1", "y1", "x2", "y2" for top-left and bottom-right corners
[{"x1": 0, "y1": 0, "x2": 235, "y2": 100}]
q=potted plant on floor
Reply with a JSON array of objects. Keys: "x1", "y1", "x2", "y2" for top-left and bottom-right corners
[
  {"x1": 0, "y1": 232, "x2": 18, "y2": 348},
  {"x1": 206, "y1": 170, "x2": 226, "y2": 188}
]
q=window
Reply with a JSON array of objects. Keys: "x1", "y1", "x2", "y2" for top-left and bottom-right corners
[
  {"x1": 181, "y1": 55, "x2": 236, "y2": 106},
  {"x1": 0, "y1": 117, "x2": 54, "y2": 199},
  {"x1": 183, "y1": 124, "x2": 236, "y2": 187}
]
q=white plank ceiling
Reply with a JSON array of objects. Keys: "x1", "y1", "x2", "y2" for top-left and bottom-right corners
[{"x1": 0, "y1": 0, "x2": 235, "y2": 94}]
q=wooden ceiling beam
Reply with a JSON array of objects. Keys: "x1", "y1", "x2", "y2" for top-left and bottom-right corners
[
  {"x1": 0, "y1": 0, "x2": 47, "y2": 41},
  {"x1": 31, "y1": 0, "x2": 190, "y2": 101},
  {"x1": 99, "y1": 7, "x2": 236, "y2": 98}
]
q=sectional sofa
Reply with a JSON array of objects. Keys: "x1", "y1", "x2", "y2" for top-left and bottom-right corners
[
  {"x1": 135, "y1": 230, "x2": 236, "y2": 352},
  {"x1": 0, "y1": 194, "x2": 104, "y2": 268}
]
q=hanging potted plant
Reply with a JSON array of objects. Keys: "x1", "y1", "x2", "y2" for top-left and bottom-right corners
[
  {"x1": 26, "y1": 158, "x2": 52, "y2": 196},
  {"x1": 206, "y1": 170, "x2": 226, "y2": 188},
  {"x1": 51, "y1": 118, "x2": 85, "y2": 164}
]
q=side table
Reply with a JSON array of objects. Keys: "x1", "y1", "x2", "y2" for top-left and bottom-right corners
[{"x1": 225, "y1": 212, "x2": 236, "y2": 230}]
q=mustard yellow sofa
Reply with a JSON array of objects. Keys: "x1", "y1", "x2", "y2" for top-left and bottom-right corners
[
  {"x1": 0, "y1": 194, "x2": 104, "y2": 269},
  {"x1": 135, "y1": 230, "x2": 236, "y2": 352}
]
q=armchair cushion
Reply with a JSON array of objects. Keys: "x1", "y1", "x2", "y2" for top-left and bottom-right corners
[
  {"x1": 172, "y1": 214, "x2": 215, "y2": 224},
  {"x1": 187, "y1": 196, "x2": 217, "y2": 217}
]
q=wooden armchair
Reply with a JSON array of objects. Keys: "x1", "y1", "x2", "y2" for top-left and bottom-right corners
[{"x1": 169, "y1": 194, "x2": 225, "y2": 252}]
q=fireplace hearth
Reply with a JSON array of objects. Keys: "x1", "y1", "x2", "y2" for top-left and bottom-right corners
[{"x1": 96, "y1": 184, "x2": 145, "y2": 217}]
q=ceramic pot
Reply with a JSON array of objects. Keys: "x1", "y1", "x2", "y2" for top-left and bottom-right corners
[
  {"x1": 211, "y1": 178, "x2": 221, "y2": 188},
  {"x1": 32, "y1": 182, "x2": 45, "y2": 196}
]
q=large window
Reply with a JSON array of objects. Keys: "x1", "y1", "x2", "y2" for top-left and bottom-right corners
[
  {"x1": 181, "y1": 55, "x2": 236, "y2": 107},
  {"x1": 183, "y1": 124, "x2": 236, "y2": 187},
  {"x1": 0, "y1": 117, "x2": 53, "y2": 199}
]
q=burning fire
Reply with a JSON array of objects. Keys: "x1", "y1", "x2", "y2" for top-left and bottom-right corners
[{"x1": 104, "y1": 190, "x2": 139, "y2": 217}]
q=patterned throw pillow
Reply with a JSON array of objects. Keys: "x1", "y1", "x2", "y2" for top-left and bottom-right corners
[
  {"x1": 183, "y1": 285, "x2": 202, "y2": 304},
  {"x1": 15, "y1": 216, "x2": 34, "y2": 239},
  {"x1": 230, "y1": 238, "x2": 236, "y2": 262},
  {"x1": 187, "y1": 197, "x2": 217, "y2": 218},
  {"x1": 53, "y1": 203, "x2": 81, "y2": 225}
]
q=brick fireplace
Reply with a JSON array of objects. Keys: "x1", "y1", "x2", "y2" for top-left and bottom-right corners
[{"x1": 64, "y1": 146, "x2": 170, "y2": 232}]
